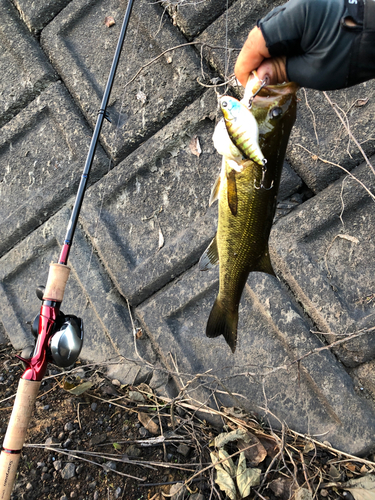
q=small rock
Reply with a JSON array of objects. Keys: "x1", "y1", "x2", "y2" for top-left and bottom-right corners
[
  {"x1": 88, "y1": 481, "x2": 97, "y2": 490},
  {"x1": 37, "y1": 462, "x2": 46, "y2": 468},
  {"x1": 60, "y1": 496, "x2": 68, "y2": 500},
  {"x1": 112, "y1": 379, "x2": 121, "y2": 386},
  {"x1": 63, "y1": 438, "x2": 73, "y2": 449},
  {"x1": 75, "y1": 465, "x2": 84, "y2": 475},
  {"x1": 128, "y1": 391, "x2": 145, "y2": 403},
  {"x1": 64, "y1": 422, "x2": 74, "y2": 432},
  {"x1": 103, "y1": 460, "x2": 117, "y2": 471},
  {"x1": 125, "y1": 445, "x2": 141, "y2": 458},
  {"x1": 91, "y1": 403, "x2": 97, "y2": 411},
  {"x1": 41, "y1": 473, "x2": 52, "y2": 481},
  {"x1": 89, "y1": 433, "x2": 107, "y2": 446},
  {"x1": 190, "y1": 494, "x2": 206, "y2": 500},
  {"x1": 58, "y1": 432, "x2": 65, "y2": 441},
  {"x1": 139, "y1": 427, "x2": 149, "y2": 438},
  {"x1": 177, "y1": 443, "x2": 191, "y2": 457},
  {"x1": 53, "y1": 460, "x2": 62, "y2": 471},
  {"x1": 42, "y1": 466, "x2": 48, "y2": 472},
  {"x1": 25, "y1": 483, "x2": 33, "y2": 491},
  {"x1": 70, "y1": 492, "x2": 77, "y2": 499},
  {"x1": 114, "y1": 487, "x2": 122, "y2": 498},
  {"x1": 61, "y1": 463, "x2": 76, "y2": 480},
  {"x1": 170, "y1": 482, "x2": 186, "y2": 500},
  {"x1": 45, "y1": 437, "x2": 59, "y2": 446},
  {"x1": 93, "y1": 492, "x2": 99, "y2": 500},
  {"x1": 43, "y1": 405, "x2": 50, "y2": 410}
]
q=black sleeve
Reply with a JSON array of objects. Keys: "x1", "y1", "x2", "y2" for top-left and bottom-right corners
[{"x1": 258, "y1": 0, "x2": 375, "y2": 90}]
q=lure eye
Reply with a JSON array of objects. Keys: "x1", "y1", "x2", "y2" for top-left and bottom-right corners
[
  {"x1": 222, "y1": 100, "x2": 228, "y2": 108},
  {"x1": 270, "y1": 106, "x2": 283, "y2": 119}
]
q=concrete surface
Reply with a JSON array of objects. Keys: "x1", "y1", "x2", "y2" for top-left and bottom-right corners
[{"x1": 1, "y1": 0, "x2": 375, "y2": 456}]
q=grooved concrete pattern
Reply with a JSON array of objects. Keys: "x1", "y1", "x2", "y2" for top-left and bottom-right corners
[{"x1": 1, "y1": 0, "x2": 375, "y2": 456}]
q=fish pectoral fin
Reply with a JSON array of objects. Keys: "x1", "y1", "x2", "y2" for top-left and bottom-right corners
[
  {"x1": 226, "y1": 168, "x2": 238, "y2": 216},
  {"x1": 253, "y1": 247, "x2": 275, "y2": 276},
  {"x1": 199, "y1": 235, "x2": 219, "y2": 271},
  {"x1": 209, "y1": 174, "x2": 221, "y2": 206}
]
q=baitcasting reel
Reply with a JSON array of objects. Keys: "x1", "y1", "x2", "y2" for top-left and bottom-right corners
[{"x1": 27, "y1": 286, "x2": 84, "y2": 368}]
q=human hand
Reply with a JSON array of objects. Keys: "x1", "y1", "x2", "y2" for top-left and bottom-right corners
[
  {"x1": 234, "y1": 0, "x2": 375, "y2": 91},
  {"x1": 234, "y1": 27, "x2": 287, "y2": 88}
]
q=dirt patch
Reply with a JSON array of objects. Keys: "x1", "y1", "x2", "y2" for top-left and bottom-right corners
[{"x1": 1, "y1": 342, "x2": 375, "y2": 500}]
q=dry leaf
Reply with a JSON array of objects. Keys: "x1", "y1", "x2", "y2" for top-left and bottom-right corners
[
  {"x1": 138, "y1": 412, "x2": 160, "y2": 435},
  {"x1": 295, "y1": 488, "x2": 313, "y2": 500},
  {"x1": 259, "y1": 436, "x2": 279, "y2": 458},
  {"x1": 342, "y1": 475, "x2": 375, "y2": 500},
  {"x1": 218, "y1": 449, "x2": 236, "y2": 477},
  {"x1": 355, "y1": 98, "x2": 369, "y2": 107},
  {"x1": 104, "y1": 16, "x2": 115, "y2": 27},
  {"x1": 65, "y1": 381, "x2": 93, "y2": 396},
  {"x1": 211, "y1": 428, "x2": 248, "y2": 448},
  {"x1": 237, "y1": 452, "x2": 261, "y2": 497},
  {"x1": 329, "y1": 464, "x2": 341, "y2": 481},
  {"x1": 269, "y1": 478, "x2": 295, "y2": 500},
  {"x1": 237, "y1": 433, "x2": 267, "y2": 466},
  {"x1": 345, "y1": 463, "x2": 358, "y2": 472},
  {"x1": 303, "y1": 441, "x2": 315, "y2": 454},
  {"x1": 210, "y1": 452, "x2": 237, "y2": 500},
  {"x1": 189, "y1": 136, "x2": 202, "y2": 157}
]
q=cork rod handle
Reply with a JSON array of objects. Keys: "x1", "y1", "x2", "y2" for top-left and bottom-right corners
[{"x1": 0, "y1": 379, "x2": 41, "y2": 499}]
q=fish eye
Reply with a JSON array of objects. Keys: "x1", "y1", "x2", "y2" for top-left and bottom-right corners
[{"x1": 270, "y1": 106, "x2": 283, "y2": 119}]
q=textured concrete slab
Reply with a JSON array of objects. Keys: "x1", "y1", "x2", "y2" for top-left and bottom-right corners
[
  {"x1": 0, "y1": 0, "x2": 57, "y2": 127},
  {"x1": 0, "y1": 206, "x2": 156, "y2": 383},
  {"x1": 0, "y1": 81, "x2": 109, "y2": 258},
  {"x1": 41, "y1": 0, "x2": 205, "y2": 164},
  {"x1": 136, "y1": 264, "x2": 375, "y2": 456},
  {"x1": 11, "y1": 0, "x2": 71, "y2": 35},
  {"x1": 288, "y1": 84, "x2": 375, "y2": 192},
  {"x1": 197, "y1": 0, "x2": 284, "y2": 79},
  {"x1": 163, "y1": 0, "x2": 237, "y2": 40},
  {"x1": 270, "y1": 162, "x2": 375, "y2": 367},
  {"x1": 80, "y1": 89, "x2": 302, "y2": 306}
]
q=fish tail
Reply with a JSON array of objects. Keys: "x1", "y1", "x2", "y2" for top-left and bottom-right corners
[{"x1": 206, "y1": 298, "x2": 238, "y2": 353}]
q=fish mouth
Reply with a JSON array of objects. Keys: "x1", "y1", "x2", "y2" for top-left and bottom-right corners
[{"x1": 256, "y1": 81, "x2": 299, "y2": 98}]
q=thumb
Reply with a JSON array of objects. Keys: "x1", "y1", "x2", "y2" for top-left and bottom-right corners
[{"x1": 256, "y1": 57, "x2": 288, "y2": 85}]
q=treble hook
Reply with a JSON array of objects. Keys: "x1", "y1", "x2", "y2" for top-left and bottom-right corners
[
  {"x1": 248, "y1": 78, "x2": 268, "y2": 109},
  {"x1": 254, "y1": 159, "x2": 274, "y2": 190}
]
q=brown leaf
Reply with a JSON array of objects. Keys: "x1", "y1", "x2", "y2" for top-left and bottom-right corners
[
  {"x1": 104, "y1": 16, "x2": 115, "y2": 27},
  {"x1": 237, "y1": 433, "x2": 267, "y2": 466},
  {"x1": 138, "y1": 411, "x2": 160, "y2": 435},
  {"x1": 269, "y1": 478, "x2": 295, "y2": 500},
  {"x1": 355, "y1": 98, "x2": 369, "y2": 107},
  {"x1": 189, "y1": 136, "x2": 202, "y2": 157},
  {"x1": 259, "y1": 435, "x2": 279, "y2": 458}
]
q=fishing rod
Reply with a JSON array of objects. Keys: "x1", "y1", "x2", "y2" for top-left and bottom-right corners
[{"x1": 0, "y1": 1, "x2": 134, "y2": 497}]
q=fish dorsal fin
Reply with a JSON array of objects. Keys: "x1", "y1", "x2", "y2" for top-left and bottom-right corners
[
  {"x1": 209, "y1": 174, "x2": 221, "y2": 206},
  {"x1": 253, "y1": 247, "x2": 275, "y2": 276},
  {"x1": 226, "y1": 167, "x2": 238, "y2": 216},
  {"x1": 199, "y1": 235, "x2": 219, "y2": 271}
]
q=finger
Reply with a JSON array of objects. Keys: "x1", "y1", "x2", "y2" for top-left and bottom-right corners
[
  {"x1": 234, "y1": 27, "x2": 270, "y2": 87},
  {"x1": 256, "y1": 56, "x2": 288, "y2": 85}
]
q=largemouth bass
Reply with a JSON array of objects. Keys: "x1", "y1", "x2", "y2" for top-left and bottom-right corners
[{"x1": 200, "y1": 82, "x2": 298, "y2": 353}]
